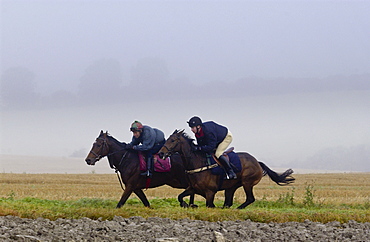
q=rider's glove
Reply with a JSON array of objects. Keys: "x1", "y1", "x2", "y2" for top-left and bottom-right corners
[{"x1": 192, "y1": 145, "x2": 201, "y2": 151}]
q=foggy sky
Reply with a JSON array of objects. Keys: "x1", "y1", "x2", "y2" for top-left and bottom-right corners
[
  {"x1": 1, "y1": 1, "x2": 370, "y2": 172},
  {"x1": 1, "y1": 1, "x2": 370, "y2": 93}
]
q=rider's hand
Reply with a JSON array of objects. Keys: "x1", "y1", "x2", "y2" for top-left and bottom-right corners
[
  {"x1": 126, "y1": 144, "x2": 133, "y2": 149},
  {"x1": 192, "y1": 145, "x2": 201, "y2": 151}
]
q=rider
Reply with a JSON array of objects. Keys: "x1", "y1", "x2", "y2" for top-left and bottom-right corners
[
  {"x1": 187, "y1": 116, "x2": 237, "y2": 179},
  {"x1": 126, "y1": 121, "x2": 166, "y2": 177}
]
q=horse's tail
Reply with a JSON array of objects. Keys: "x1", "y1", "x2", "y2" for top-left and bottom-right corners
[{"x1": 258, "y1": 162, "x2": 295, "y2": 186}]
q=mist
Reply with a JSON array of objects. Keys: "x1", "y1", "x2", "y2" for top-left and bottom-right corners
[{"x1": 1, "y1": 1, "x2": 369, "y2": 173}]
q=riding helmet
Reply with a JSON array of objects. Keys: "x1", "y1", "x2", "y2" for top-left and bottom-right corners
[
  {"x1": 130, "y1": 121, "x2": 143, "y2": 132},
  {"x1": 187, "y1": 116, "x2": 202, "y2": 127}
]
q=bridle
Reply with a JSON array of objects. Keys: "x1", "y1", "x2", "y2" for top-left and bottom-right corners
[
  {"x1": 163, "y1": 133, "x2": 218, "y2": 174},
  {"x1": 88, "y1": 135, "x2": 128, "y2": 191},
  {"x1": 161, "y1": 136, "x2": 182, "y2": 158},
  {"x1": 89, "y1": 136, "x2": 127, "y2": 162},
  {"x1": 162, "y1": 134, "x2": 193, "y2": 162},
  {"x1": 89, "y1": 137, "x2": 109, "y2": 161}
]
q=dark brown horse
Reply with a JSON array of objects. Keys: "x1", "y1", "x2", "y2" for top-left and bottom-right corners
[
  {"x1": 85, "y1": 130, "x2": 194, "y2": 208},
  {"x1": 158, "y1": 130, "x2": 295, "y2": 209}
]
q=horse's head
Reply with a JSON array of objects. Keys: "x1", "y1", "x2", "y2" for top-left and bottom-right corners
[
  {"x1": 159, "y1": 129, "x2": 189, "y2": 159},
  {"x1": 85, "y1": 130, "x2": 110, "y2": 165}
]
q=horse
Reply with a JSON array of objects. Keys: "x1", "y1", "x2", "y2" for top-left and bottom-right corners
[
  {"x1": 158, "y1": 129, "x2": 295, "y2": 209},
  {"x1": 85, "y1": 130, "x2": 194, "y2": 208}
]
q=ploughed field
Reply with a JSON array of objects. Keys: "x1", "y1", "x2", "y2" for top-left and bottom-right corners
[
  {"x1": 1, "y1": 173, "x2": 369, "y2": 241},
  {"x1": 1, "y1": 215, "x2": 369, "y2": 241}
]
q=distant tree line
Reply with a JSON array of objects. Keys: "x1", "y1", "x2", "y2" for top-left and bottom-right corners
[{"x1": 1, "y1": 58, "x2": 369, "y2": 110}]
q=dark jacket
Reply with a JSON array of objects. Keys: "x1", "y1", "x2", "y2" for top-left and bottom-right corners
[
  {"x1": 195, "y1": 121, "x2": 228, "y2": 153},
  {"x1": 130, "y1": 125, "x2": 165, "y2": 151}
]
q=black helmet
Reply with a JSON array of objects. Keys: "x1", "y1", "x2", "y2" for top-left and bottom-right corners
[{"x1": 187, "y1": 116, "x2": 202, "y2": 127}]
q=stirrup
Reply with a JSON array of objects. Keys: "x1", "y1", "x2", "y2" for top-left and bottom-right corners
[
  {"x1": 140, "y1": 170, "x2": 148, "y2": 176},
  {"x1": 225, "y1": 171, "x2": 237, "y2": 180},
  {"x1": 140, "y1": 170, "x2": 152, "y2": 178}
]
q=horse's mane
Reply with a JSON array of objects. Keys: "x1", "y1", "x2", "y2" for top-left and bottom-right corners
[
  {"x1": 105, "y1": 133, "x2": 127, "y2": 148},
  {"x1": 174, "y1": 129, "x2": 195, "y2": 146}
]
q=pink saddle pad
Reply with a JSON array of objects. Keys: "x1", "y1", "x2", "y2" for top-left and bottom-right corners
[{"x1": 138, "y1": 152, "x2": 171, "y2": 172}]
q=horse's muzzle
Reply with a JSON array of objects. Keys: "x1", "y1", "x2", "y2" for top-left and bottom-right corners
[
  {"x1": 158, "y1": 152, "x2": 168, "y2": 160},
  {"x1": 85, "y1": 158, "x2": 96, "y2": 166}
]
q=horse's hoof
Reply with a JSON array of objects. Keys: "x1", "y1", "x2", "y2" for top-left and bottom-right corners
[
  {"x1": 190, "y1": 204, "x2": 198, "y2": 208},
  {"x1": 180, "y1": 202, "x2": 189, "y2": 208}
]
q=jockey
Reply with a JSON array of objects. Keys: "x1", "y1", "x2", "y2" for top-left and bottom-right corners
[
  {"x1": 126, "y1": 121, "x2": 165, "y2": 177},
  {"x1": 187, "y1": 116, "x2": 237, "y2": 179}
]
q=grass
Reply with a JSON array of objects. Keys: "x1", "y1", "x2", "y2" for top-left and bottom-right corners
[{"x1": 1, "y1": 173, "x2": 369, "y2": 223}]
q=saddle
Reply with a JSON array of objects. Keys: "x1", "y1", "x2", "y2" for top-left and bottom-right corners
[
  {"x1": 138, "y1": 152, "x2": 171, "y2": 172},
  {"x1": 211, "y1": 147, "x2": 234, "y2": 164},
  {"x1": 223, "y1": 147, "x2": 235, "y2": 155},
  {"x1": 206, "y1": 149, "x2": 242, "y2": 176}
]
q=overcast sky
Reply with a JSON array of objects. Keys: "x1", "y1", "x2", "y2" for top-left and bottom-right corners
[
  {"x1": 1, "y1": 0, "x2": 370, "y2": 93},
  {"x1": 1, "y1": 0, "x2": 369, "y2": 172}
]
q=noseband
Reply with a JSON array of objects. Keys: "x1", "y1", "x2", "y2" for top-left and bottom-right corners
[
  {"x1": 162, "y1": 136, "x2": 182, "y2": 157},
  {"x1": 161, "y1": 144, "x2": 173, "y2": 156}
]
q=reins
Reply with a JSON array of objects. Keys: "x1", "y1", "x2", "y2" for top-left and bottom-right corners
[
  {"x1": 164, "y1": 134, "x2": 218, "y2": 174},
  {"x1": 114, "y1": 168, "x2": 125, "y2": 191},
  {"x1": 90, "y1": 136, "x2": 127, "y2": 191},
  {"x1": 111, "y1": 150, "x2": 129, "y2": 191}
]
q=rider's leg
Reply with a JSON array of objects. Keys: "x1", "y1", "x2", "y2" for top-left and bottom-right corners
[
  {"x1": 215, "y1": 131, "x2": 236, "y2": 179},
  {"x1": 140, "y1": 140, "x2": 165, "y2": 177},
  {"x1": 218, "y1": 155, "x2": 237, "y2": 179},
  {"x1": 215, "y1": 131, "x2": 233, "y2": 158},
  {"x1": 140, "y1": 152, "x2": 153, "y2": 177}
]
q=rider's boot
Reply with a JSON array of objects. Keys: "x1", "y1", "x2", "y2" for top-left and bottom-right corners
[
  {"x1": 141, "y1": 157, "x2": 153, "y2": 178},
  {"x1": 218, "y1": 155, "x2": 237, "y2": 179}
]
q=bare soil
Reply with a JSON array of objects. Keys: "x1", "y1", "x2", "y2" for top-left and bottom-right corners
[{"x1": 1, "y1": 216, "x2": 369, "y2": 241}]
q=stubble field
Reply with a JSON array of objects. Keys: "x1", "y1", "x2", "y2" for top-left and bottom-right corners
[
  {"x1": 1, "y1": 172, "x2": 369, "y2": 222},
  {"x1": 1, "y1": 172, "x2": 369, "y2": 241},
  {"x1": 1, "y1": 172, "x2": 369, "y2": 204}
]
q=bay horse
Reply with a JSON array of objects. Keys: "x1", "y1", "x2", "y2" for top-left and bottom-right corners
[
  {"x1": 85, "y1": 130, "x2": 194, "y2": 208},
  {"x1": 158, "y1": 129, "x2": 295, "y2": 209}
]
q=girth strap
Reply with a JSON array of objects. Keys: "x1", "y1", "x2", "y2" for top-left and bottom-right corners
[{"x1": 185, "y1": 163, "x2": 218, "y2": 174}]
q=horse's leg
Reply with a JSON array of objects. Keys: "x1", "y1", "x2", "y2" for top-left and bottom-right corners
[
  {"x1": 133, "y1": 189, "x2": 150, "y2": 208},
  {"x1": 237, "y1": 184, "x2": 255, "y2": 209},
  {"x1": 189, "y1": 193, "x2": 197, "y2": 208},
  {"x1": 223, "y1": 187, "x2": 237, "y2": 208},
  {"x1": 205, "y1": 190, "x2": 216, "y2": 208},
  {"x1": 178, "y1": 187, "x2": 195, "y2": 208},
  {"x1": 116, "y1": 187, "x2": 134, "y2": 208}
]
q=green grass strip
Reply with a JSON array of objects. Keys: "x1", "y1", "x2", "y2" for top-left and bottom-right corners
[{"x1": 0, "y1": 197, "x2": 369, "y2": 223}]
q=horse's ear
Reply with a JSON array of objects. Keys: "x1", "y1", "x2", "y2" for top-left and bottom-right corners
[
  {"x1": 172, "y1": 129, "x2": 178, "y2": 135},
  {"x1": 100, "y1": 130, "x2": 104, "y2": 135},
  {"x1": 179, "y1": 129, "x2": 185, "y2": 134}
]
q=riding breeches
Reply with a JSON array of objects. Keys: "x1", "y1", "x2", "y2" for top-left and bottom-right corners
[
  {"x1": 215, "y1": 131, "x2": 233, "y2": 158},
  {"x1": 145, "y1": 140, "x2": 166, "y2": 159}
]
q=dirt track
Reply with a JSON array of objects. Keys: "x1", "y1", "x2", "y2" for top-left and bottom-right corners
[{"x1": 1, "y1": 215, "x2": 369, "y2": 241}]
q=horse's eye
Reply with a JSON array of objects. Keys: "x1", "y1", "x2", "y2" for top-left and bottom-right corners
[{"x1": 97, "y1": 144, "x2": 101, "y2": 148}]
